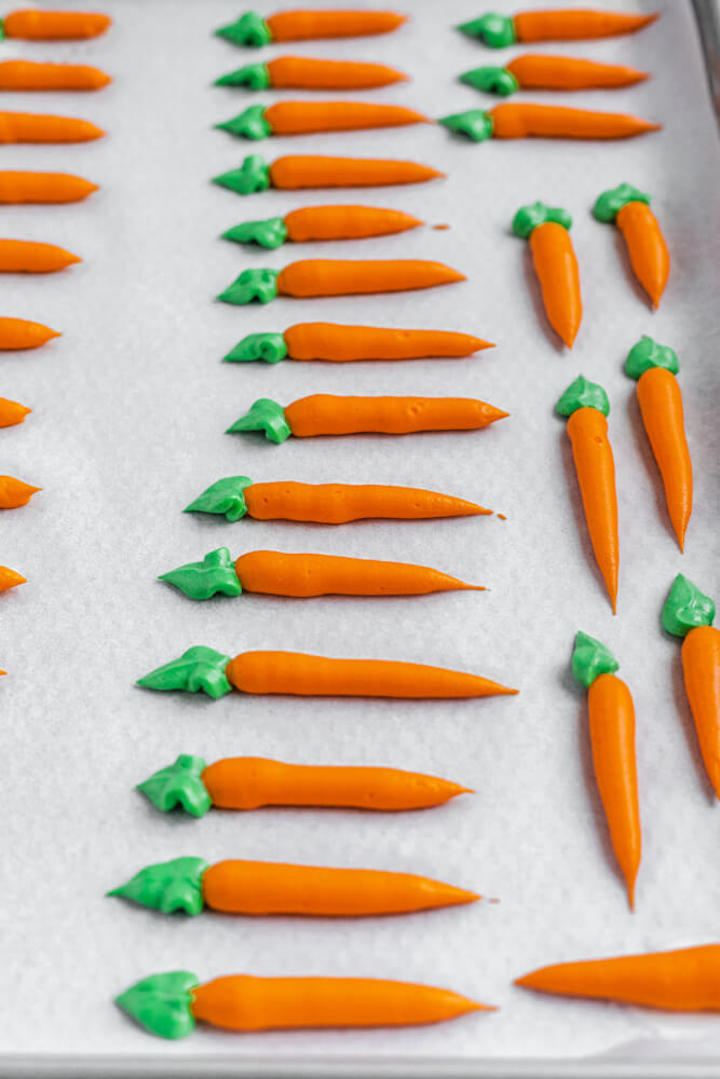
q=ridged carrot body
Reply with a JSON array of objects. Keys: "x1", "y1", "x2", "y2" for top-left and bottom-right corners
[
  {"x1": 246, "y1": 482, "x2": 487, "y2": 523},
  {"x1": 0, "y1": 170, "x2": 97, "y2": 203},
  {"x1": 280, "y1": 323, "x2": 490, "y2": 361},
  {"x1": 0, "y1": 60, "x2": 111, "y2": 91},
  {"x1": 513, "y1": 203, "x2": 581, "y2": 348},
  {"x1": 594, "y1": 184, "x2": 669, "y2": 307},
  {"x1": 0, "y1": 565, "x2": 24, "y2": 592},
  {"x1": 491, "y1": 103, "x2": 659, "y2": 140},
  {"x1": 516, "y1": 945, "x2": 720, "y2": 1011},
  {"x1": 0, "y1": 10, "x2": 111, "y2": 39},
  {"x1": 269, "y1": 155, "x2": 443, "y2": 189},
  {"x1": 0, "y1": 316, "x2": 59, "y2": 349},
  {"x1": 514, "y1": 10, "x2": 657, "y2": 42},
  {"x1": 265, "y1": 100, "x2": 426, "y2": 135},
  {"x1": 265, "y1": 56, "x2": 408, "y2": 89},
  {"x1": 509, "y1": 54, "x2": 646, "y2": 90},
  {"x1": 0, "y1": 396, "x2": 30, "y2": 427},
  {"x1": 0, "y1": 239, "x2": 80, "y2": 273},
  {"x1": 266, "y1": 9, "x2": 406, "y2": 41},
  {"x1": 0, "y1": 474, "x2": 40, "y2": 508},
  {"x1": 0, "y1": 111, "x2": 104, "y2": 143},
  {"x1": 285, "y1": 205, "x2": 421, "y2": 242},
  {"x1": 278, "y1": 259, "x2": 464, "y2": 297}
]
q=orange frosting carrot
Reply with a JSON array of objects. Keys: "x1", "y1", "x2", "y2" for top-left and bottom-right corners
[
  {"x1": 1, "y1": 10, "x2": 111, "y2": 39},
  {"x1": 616, "y1": 200, "x2": 669, "y2": 308},
  {"x1": 0, "y1": 60, "x2": 111, "y2": 91},
  {"x1": 0, "y1": 565, "x2": 25, "y2": 592},
  {"x1": 0, "y1": 396, "x2": 30, "y2": 427},
  {"x1": 682, "y1": 626, "x2": 720, "y2": 796},
  {"x1": 280, "y1": 393, "x2": 507, "y2": 436},
  {"x1": 0, "y1": 170, "x2": 97, "y2": 203},
  {"x1": 276, "y1": 259, "x2": 464, "y2": 297},
  {"x1": 266, "y1": 9, "x2": 406, "y2": 41},
  {"x1": 0, "y1": 111, "x2": 104, "y2": 143},
  {"x1": 0, "y1": 316, "x2": 59, "y2": 349},
  {"x1": 269, "y1": 154, "x2": 443, "y2": 189},
  {"x1": 282, "y1": 323, "x2": 491, "y2": 361},
  {"x1": 514, "y1": 203, "x2": 581, "y2": 348},
  {"x1": 244, "y1": 481, "x2": 488, "y2": 523},
  {"x1": 283, "y1": 204, "x2": 422, "y2": 242},
  {"x1": 0, "y1": 239, "x2": 80, "y2": 273},
  {"x1": 490, "y1": 103, "x2": 659, "y2": 140},
  {"x1": 506, "y1": 54, "x2": 647, "y2": 91},
  {"x1": 263, "y1": 100, "x2": 426, "y2": 135},
  {"x1": 0, "y1": 474, "x2": 40, "y2": 508},
  {"x1": 266, "y1": 55, "x2": 407, "y2": 89},
  {"x1": 513, "y1": 9, "x2": 657, "y2": 43}
]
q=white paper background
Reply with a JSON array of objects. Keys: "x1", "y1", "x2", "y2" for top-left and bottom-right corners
[{"x1": 1, "y1": 0, "x2": 719, "y2": 1068}]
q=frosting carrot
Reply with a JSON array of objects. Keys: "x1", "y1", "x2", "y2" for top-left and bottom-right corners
[
  {"x1": 217, "y1": 101, "x2": 426, "y2": 139},
  {"x1": 0, "y1": 239, "x2": 80, "y2": 273},
  {"x1": 0, "y1": 395, "x2": 30, "y2": 427},
  {"x1": 557, "y1": 377, "x2": 618, "y2": 613},
  {"x1": 440, "y1": 104, "x2": 660, "y2": 142},
  {"x1": 626, "y1": 337, "x2": 692, "y2": 551},
  {"x1": 0, "y1": 565, "x2": 24, "y2": 592},
  {"x1": 0, "y1": 316, "x2": 59, "y2": 349},
  {"x1": 216, "y1": 56, "x2": 407, "y2": 91},
  {"x1": 0, "y1": 170, "x2": 97, "y2": 203},
  {"x1": 663, "y1": 576, "x2": 720, "y2": 799},
  {"x1": 572, "y1": 632, "x2": 641, "y2": 909},
  {"x1": 460, "y1": 55, "x2": 648, "y2": 96},
  {"x1": 0, "y1": 9, "x2": 110, "y2": 39},
  {"x1": 594, "y1": 183, "x2": 669, "y2": 308},
  {"x1": 0, "y1": 474, "x2": 40, "y2": 508},
  {"x1": 459, "y1": 10, "x2": 657, "y2": 47},
  {"x1": 216, "y1": 10, "x2": 406, "y2": 47},
  {"x1": 0, "y1": 60, "x2": 111, "y2": 90},
  {"x1": 138, "y1": 753, "x2": 471, "y2": 816},
  {"x1": 184, "y1": 475, "x2": 491, "y2": 523},
  {"x1": 160, "y1": 547, "x2": 483, "y2": 600},
  {"x1": 225, "y1": 323, "x2": 492, "y2": 363},
  {"x1": 213, "y1": 153, "x2": 443, "y2": 195},
  {"x1": 222, "y1": 205, "x2": 422, "y2": 248},
  {"x1": 218, "y1": 259, "x2": 464, "y2": 304},
  {"x1": 0, "y1": 111, "x2": 104, "y2": 143},
  {"x1": 512, "y1": 201, "x2": 581, "y2": 348}
]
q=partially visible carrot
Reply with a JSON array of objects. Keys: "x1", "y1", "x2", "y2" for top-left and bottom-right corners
[
  {"x1": 0, "y1": 316, "x2": 59, "y2": 349},
  {"x1": 458, "y1": 10, "x2": 657, "y2": 47},
  {"x1": 594, "y1": 183, "x2": 669, "y2": 308},
  {"x1": 440, "y1": 104, "x2": 660, "y2": 142},
  {"x1": 1, "y1": 10, "x2": 111, "y2": 39},
  {"x1": 460, "y1": 55, "x2": 648, "y2": 96},
  {"x1": 0, "y1": 60, "x2": 111, "y2": 91},
  {"x1": 0, "y1": 111, "x2": 104, "y2": 143},
  {"x1": 0, "y1": 396, "x2": 30, "y2": 427},
  {"x1": 0, "y1": 474, "x2": 41, "y2": 508},
  {"x1": 216, "y1": 56, "x2": 407, "y2": 91},
  {"x1": 512, "y1": 201, "x2": 581, "y2": 348},
  {"x1": 0, "y1": 565, "x2": 25, "y2": 592},
  {"x1": 0, "y1": 239, "x2": 80, "y2": 273},
  {"x1": 213, "y1": 154, "x2": 444, "y2": 195},
  {"x1": 216, "y1": 9, "x2": 406, "y2": 47},
  {"x1": 217, "y1": 101, "x2": 427, "y2": 139},
  {"x1": 0, "y1": 170, "x2": 98, "y2": 203}
]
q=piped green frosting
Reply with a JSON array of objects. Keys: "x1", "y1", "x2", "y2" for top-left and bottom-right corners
[
  {"x1": 159, "y1": 547, "x2": 242, "y2": 600},
  {"x1": 215, "y1": 12, "x2": 272, "y2": 47},
  {"x1": 457, "y1": 13, "x2": 517, "y2": 46},
  {"x1": 625, "y1": 335, "x2": 679, "y2": 379},
  {"x1": 512, "y1": 202, "x2": 572, "y2": 239},
  {"x1": 184, "y1": 476, "x2": 252, "y2": 521},
  {"x1": 116, "y1": 971, "x2": 198, "y2": 1040},
  {"x1": 227, "y1": 398, "x2": 292, "y2": 443},
  {"x1": 438, "y1": 109, "x2": 494, "y2": 141},
  {"x1": 216, "y1": 105, "x2": 272, "y2": 140},
  {"x1": 571, "y1": 631, "x2": 619, "y2": 689},
  {"x1": 213, "y1": 155, "x2": 270, "y2": 195},
  {"x1": 222, "y1": 217, "x2": 288, "y2": 248},
  {"x1": 593, "y1": 183, "x2": 651, "y2": 223},
  {"x1": 224, "y1": 332, "x2": 288, "y2": 364},
  {"x1": 109, "y1": 857, "x2": 209, "y2": 916},
  {"x1": 0, "y1": 20, "x2": 5, "y2": 41},
  {"x1": 218, "y1": 268, "x2": 278, "y2": 305},
  {"x1": 662, "y1": 574, "x2": 716, "y2": 638},
  {"x1": 137, "y1": 755, "x2": 212, "y2": 817},
  {"x1": 459, "y1": 66, "x2": 518, "y2": 96},
  {"x1": 556, "y1": 376, "x2": 610, "y2": 418},
  {"x1": 215, "y1": 62, "x2": 271, "y2": 90},
  {"x1": 137, "y1": 645, "x2": 233, "y2": 698}
]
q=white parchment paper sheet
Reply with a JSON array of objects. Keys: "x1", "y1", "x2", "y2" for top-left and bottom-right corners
[{"x1": 1, "y1": 0, "x2": 719, "y2": 1066}]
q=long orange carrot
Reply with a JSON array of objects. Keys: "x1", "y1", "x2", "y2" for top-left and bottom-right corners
[
  {"x1": 0, "y1": 60, "x2": 111, "y2": 91},
  {"x1": 226, "y1": 323, "x2": 492, "y2": 363},
  {"x1": 0, "y1": 239, "x2": 80, "y2": 272},
  {"x1": 213, "y1": 154, "x2": 444, "y2": 195},
  {"x1": 217, "y1": 101, "x2": 426, "y2": 139},
  {"x1": 0, "y1": 474, "x2": 41, "y2": 508},
  {"x1": 461, "y1": 55, "x2": 648, "y2": 96},
  {"x1": 0, "y1": 111, "x2": 104, "y2": 143},
  {"x1": 0, "y1": 10, "x2": 111, "y2": 39},
  {"x1": 216, "y1": 56, "x2": 408, "y2": 91},
  {"x1": 0, "y1": 316, "x2": 59, "y2": 349},
  {"x1": 138, "y1": 753, "x2": 471, "y2": 815},
  {"x1": 0, "y1": 565, "x2": 25, "y2": 592},
  {"x1": 572, "y1": 632, "x2": 641, "y2": 909},
  {"x1": 0, "y1": 395, "x2": 30, "y2": 427},
  {"x1": 557, "y1": 378, "x2": 618, "y2": 612},
  {"x1": 626, "y1": 337, "x2": 692, "y2": 550},
  {"x1": 458, "y1": 10, "x2": 657, "y2": 47},
  {"x1": 513, "y1": 201, "x2": 581, "y2": 348},
  {"x1": 594, "y1": 184, "x2": 669, "y2": 308},
  {"x1": 440, "y1": 104, "x2": 660, "y2": 142},
  {"x1": 0, "y1": 170, "x2": 97, "y2": 203},
  {"x1": 223, "y1": 204, "x2": 423, "y2": 248},
  {"x1": 217, "y1": 10, "x2": 406, "y2": 47}
]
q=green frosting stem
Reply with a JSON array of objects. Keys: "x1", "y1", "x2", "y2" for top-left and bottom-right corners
[
  {"x1": 625, "y1": 335, "x2": 679, "y2": 380},
  {"x1": 556, "y1": 375, "x2": 610, "y2": 418},
  {"x1": 137, "y1": 755, "x2": 212, "y2": 817},
  {"x1": 215, "y1": 12, "x2": 273, "y2": 47},
  {"x1": 224, "y1": 332, "x2": 288, "y2": 364},
  {"x1": 137, "y1": 645, "x2": 233, "y2": 698},
  {"x1": 217, "y1": 268, "x2": 278, "y2": 305},
  {"x1": 216, "y1": 105, "x2": 272, "y2": 140},
  {"x1": 571, "y1": 631, "x2": 620, "y2": 689},
  {"x1": 662, "y1": 574, "x2": 716, "y2": 638},
  {"x1": 512, "y1": 202, "x2": 572, "y2": 239},
  {"x1": 459, "y1": 66, "x2": 518, "y2": 96},
  {"x1": 593, "y1": 183, "x2": 651, "y2": 224},
  {"x1": 159, "y1": 547, "x2": 243, "y2": 600},
  {"x1": 184, "y1": 476, "x2": 253, "y2": 521},
  {"x1": 457, "y1": 13, "x2": 517, "y2": 46},
  {"x1": 227, "y1": 398, "x2": 292, "y2": 443},
  {"x1": 0, "y1": 20, "x2": 5, "y2": 41},
  {"x1": 116, "y1": 971, "x2": 199, "y2": 1040},
  {"x1": 212, "y1": 155, "x2": 270, "y2": 195},
  {"x1": 109, "y1": 857, "x2": 209, "y2": 916},
  {"x1": 222, "y1": 217, "x2": 288, "y2": 248},
  {"x1": 214, "y1": 62, "x2": 271, "y2": 90},
  {"x1": 438, "y1": 109, "x2": 494, "y2": 141}
]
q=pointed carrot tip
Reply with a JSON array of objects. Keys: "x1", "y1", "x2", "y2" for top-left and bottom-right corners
[{"x1": 0, "y1": 670, "x2": 6, "y2": 677}]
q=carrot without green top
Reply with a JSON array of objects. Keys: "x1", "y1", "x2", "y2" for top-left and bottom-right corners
[
  {"x1": 0, "y1": 60, "x2": 111, "y2": 91},
  {"x1": 280, "y1": 323, "x2": 490, "y2": 361},
  {"x1": 266, "y1": 9, "x2": 406, "y2": 41},
  {"x1": 278, "y1": 259, "x2": 463, "y2": 297},
  {"x1": 0, "y1": 111, "x2": 104, "y2": 143},
  {"x1": 0, "y1": 474, "x2": 40, "y2": 508},
  {"x1": 0, "y1": 395, "x2": 30, "y2": 427},
  {"x1": 269, "y1": 155, "x2": 443, "y2": 189},
  {"x1": 0, "y1": 316, "x2": 59, "y2": 349},
  {"x1": 263, "y1": 100, "x2": 426, "y2": 135},
  {"x1": 0, "y1": 565, "x2": 25, "y2": 592},
  {"x1": 266, "y1": 56, "x2": 408, "y2": 89},
  {"x1": 513, "y1": 202, "x2": 581, "y2": 348},
  {"x1": 0, "y1": 170, "x2": 97, "y2": 203},
  {"x1": 0, "y1": 239, "x2": 80, "y2": 273},
  {"x1": 1, "y1": 10, "x2": 111, "y2": 39}
]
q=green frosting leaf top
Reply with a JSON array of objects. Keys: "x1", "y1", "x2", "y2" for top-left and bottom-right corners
[
  {"x1": 625, "y1": 335, "x2": 679, "y2": 379},
  {"x1": 224, "y1": 332, "x2": 288, "y2": 364},
  {"x1": 214, "y1": 62, "x2": 271, "y2": 89},
  {"x1": 159, "y1": 547, "x2": 243, "y2": 600},
  {"x1": 222, "y1": 217, "x2": 288, "y2": 248},
  {"x1": 593, "y1": 183, "x2": 651, "y2": 223},
  {"x1": 215, "y1": 12, "x2": 272, "y2": 47},
  {"x1": 571, "y1": 631, "x2": 619, "y2": 689},
  {"x1": 109, "y1": 857, "x2": 209, "y2": 916},
  {"x1": 116, "y1": 971, "x2": 199, "y2": 1040},
  {"x1": 556, "y1": 375, "x2": 610, "y2": 418},
  {"x1": 459, "y1": 66, "x2": 518, "y2": 96},
  {"x1": 457, "y1": 13, "x2": 517, "y2": 46},
  {"x1": 184, "y1": 476, "x2": 253, "y2": 521},
  {"x1": 438, "y1": 109, "x2": 494, "y2": 141},
  {"x1": 217, "y1": 268, "x2": 278, "y2": 305},
  {"x1": 137, "y1": 755, "x2": 212, "y2": 817},
  {"x1": 216, "y1": 105, "x2": 272, "y2": 140},
  {"x1": 512, "y1": 201, "x2": 572, "y2": 239},
  {"x1": 0, "y1": 20, "x2": 5, "y2": 41},
  {"x1": 212, "y1": 155, "x2": 270, "y2": 195},
  {"x1": 662, "y1": 574, "x2": 716, "y2": 638},
  {"x1": 137, "y1": 645, "x2": 232, "y2": 698},
  {"x1": 227, "y1": 398, "x2": 292, "y2": 443}
]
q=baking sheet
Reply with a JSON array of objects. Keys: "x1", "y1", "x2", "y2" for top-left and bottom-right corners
[{"x1": 1, "y1": 0, "x2": 720, "y2": 1071}]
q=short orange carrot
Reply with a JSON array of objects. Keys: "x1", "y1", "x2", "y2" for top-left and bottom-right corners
[
  {"x1": 217, "y1": 101, "x2": 426, "y2": 139},
  {"x1": 217, "y1": 9, "x2": 406, "y2": 47},
  {"x1": 226, "y1": 323, "x2": 492, "y2": 363},
  {"x1": 216, "y1": 55, "x2": 408, "y2": 91},
  {"x1": 0, "y1": 110, "x2": 104, "y2": 143},
  {"x1": 0, "y1": 170, "x2": 98, "y2": 203},
  {"x1": 439, "y1": 104, "x2": 660, "y2": 142},
  {"x1": 594, "y1": 184, "x2": 669, "y2": 308},
  {"x1": 0, "y1": 60, "x2": 111, "y2": 91},
  {"x1": 572, "y1": 632, "x2": 641, "y2": 909},
  {"x1": 461, "y1": 54, "x2": 648, "y2": 96},
  {"x1": 138, "y1": 753, "x2": 471, "y2": 816},
  {"x1": 0, "y1": 565, "x2": 25, "y2": 592},
  {"x1": 458, "y1": 10, "x2": 657, "y2": 47},
  {"x1": 557, "y1": 378, "x2": 619, "y2": 613},
  {"x1": 0, "y1": 395, "x2": 30, "y2": 427},
  {"x1": 0, "y1": 316, "x2": 59, "y2": 349},
  {"x1": 0, "y1": 474, "x2": 41, "y2": 508},
  {"x1": 0, "y1": 239, "x2": 80, "y2": 273},
  {"x1": 222, "y1": 204, "x2": 423, "y2": 248},
  {"x1": 0, "y1": 10, "x2": 111, "y2": 39},
  {"x1": 512, "y1": 201, "x2": 581, "y2": 348},
  {"x1": 213, "y1": 154, "x2": 444, "y2": 195}
]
